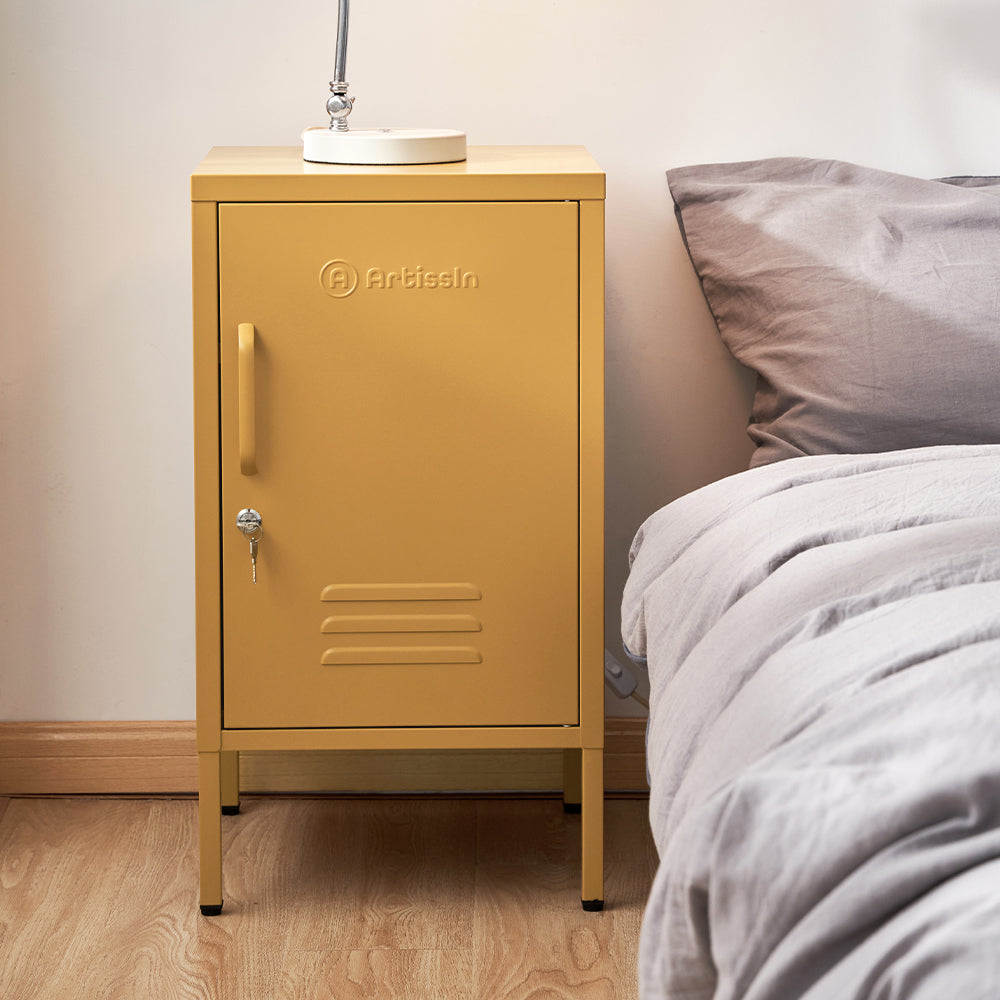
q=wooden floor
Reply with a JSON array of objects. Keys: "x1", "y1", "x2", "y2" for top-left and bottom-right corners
[{"x1": 0, "y1": 795, "x2": 656, "y2": 999}]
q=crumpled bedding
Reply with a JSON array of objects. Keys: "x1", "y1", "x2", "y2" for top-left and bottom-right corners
[{"x1": 621, "y1": 445, "x2": 1000, "y2": 1000}]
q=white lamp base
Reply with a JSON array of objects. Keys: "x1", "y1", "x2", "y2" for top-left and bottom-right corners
[{"x1": 302, "y1": 127, "x2": 467, "y2": 165}]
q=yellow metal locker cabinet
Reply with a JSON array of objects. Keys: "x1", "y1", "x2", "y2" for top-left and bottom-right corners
[{"x1": 192, "y1": 146, "x2": 605, "y2": 914}]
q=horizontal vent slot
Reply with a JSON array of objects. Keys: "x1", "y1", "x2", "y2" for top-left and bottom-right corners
[
  {"x1": 321, "y1": 583, "x2": 482, "y2": 603},
  {"x1": 321, "y1": 614, "x2": 482, "y2": 634},
  {"x1": 321, "y1": 646, "x2": 483, "y2": 666}
]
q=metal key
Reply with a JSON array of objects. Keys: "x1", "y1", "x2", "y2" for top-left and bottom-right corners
[{"x1": 236, "y1": 508, "x2": 263, "y2": 584}]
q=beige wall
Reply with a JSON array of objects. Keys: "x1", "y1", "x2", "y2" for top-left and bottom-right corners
[{"x1": 2, "y1": 0, "x2": 998, "y2": 720}]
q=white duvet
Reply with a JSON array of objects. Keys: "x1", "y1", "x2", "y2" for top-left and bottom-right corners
[{"x1": 622, "y1": 445, "x2": 1000, "y2": 1000}]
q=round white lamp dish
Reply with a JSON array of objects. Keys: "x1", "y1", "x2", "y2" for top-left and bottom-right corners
[{"x1": 302, "y1": 127, "x2": 467, "y2": 165}]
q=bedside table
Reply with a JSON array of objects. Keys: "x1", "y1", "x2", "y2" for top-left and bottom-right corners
[{"x1": 191, "y1": 145, "x2": 605, "y2": 913}]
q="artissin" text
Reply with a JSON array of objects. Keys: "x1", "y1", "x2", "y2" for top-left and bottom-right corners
[{"x1": 365, "y1": 266, "x2": 480, "y2": 290}]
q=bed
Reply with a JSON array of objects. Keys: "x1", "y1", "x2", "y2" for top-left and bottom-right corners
[{"x1": 621, "y1": 158, "x2": 1000, "y2": 999}]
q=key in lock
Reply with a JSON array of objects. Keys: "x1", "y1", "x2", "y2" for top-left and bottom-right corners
[{"x1": 236, "y1": 508, "x2": 263, "y2": 583}]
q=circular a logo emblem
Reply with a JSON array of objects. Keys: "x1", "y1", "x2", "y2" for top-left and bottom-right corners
[{"x1": 319, "y1": 259, "x2": 359, "y2": 298}]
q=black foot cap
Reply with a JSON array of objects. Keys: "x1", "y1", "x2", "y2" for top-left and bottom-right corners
[
  {"x1": 200, "y1": 904, "x2": 223, "y2": 916},
  {"x1": 582, "y1": 899, "x2": 604, "y2": 912},
  {"x1": 221, "y1": 805, "x2": 240, "y2": 815},
  {"x1": 563, "y1": 802, "x2": 582, "y2": 814}
]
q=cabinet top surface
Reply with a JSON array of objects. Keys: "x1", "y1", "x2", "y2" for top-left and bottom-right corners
[{"x1": 191, "y1": 145, "x2": 604, "y2": 202}]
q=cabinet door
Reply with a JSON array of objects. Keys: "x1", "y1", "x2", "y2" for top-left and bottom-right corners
[{"x1": 218, "y1": 201, "x2": 580, "y2": 728}]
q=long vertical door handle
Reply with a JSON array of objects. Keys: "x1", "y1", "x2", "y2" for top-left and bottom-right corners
[{"x1": 238, "y1": 323, "x2": 257, "y2": 475}]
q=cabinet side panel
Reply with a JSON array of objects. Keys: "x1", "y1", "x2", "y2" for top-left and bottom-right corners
[
  {"x1": 193, "y1": 201, "x2": 222, "y2": 751},
  {"x1": 579, "y1": 198, "x2": 606, "y2": 748}
]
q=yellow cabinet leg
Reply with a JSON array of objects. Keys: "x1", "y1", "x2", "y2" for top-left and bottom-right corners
[
  {"x1": 198, "y1": 752, "x2": 223, "y2": 915},
  {"x1": 581, "y1": 747, "x2": 604, "y2": 910},
  {"x1": 563, "y1": 748, "x2": 582, "y2": 813},
  {"x1": 221, "y1": 750, "x2": 240, "y2": 815}
]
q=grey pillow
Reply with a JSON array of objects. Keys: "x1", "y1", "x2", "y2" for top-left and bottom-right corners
[{"x1": 667, "y1": 157, "x2": 1000, "y2": 466}]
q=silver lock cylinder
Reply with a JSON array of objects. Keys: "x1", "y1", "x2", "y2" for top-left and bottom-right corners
[{"x1": 236, "y1": 508, "x2": 263, "y2": 539}]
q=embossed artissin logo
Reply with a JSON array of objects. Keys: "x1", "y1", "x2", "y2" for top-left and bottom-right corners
[
  {"x1": 319, "y1": 259, "x2": 359, "y2": 298},
  {"x1": 319, "y1": 259, "x2": 479, "y2": 297}
]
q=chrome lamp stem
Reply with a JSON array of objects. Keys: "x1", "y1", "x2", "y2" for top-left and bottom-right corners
[{"x1": 326, "y1": 0, "x2": 354, "y2": 131}]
